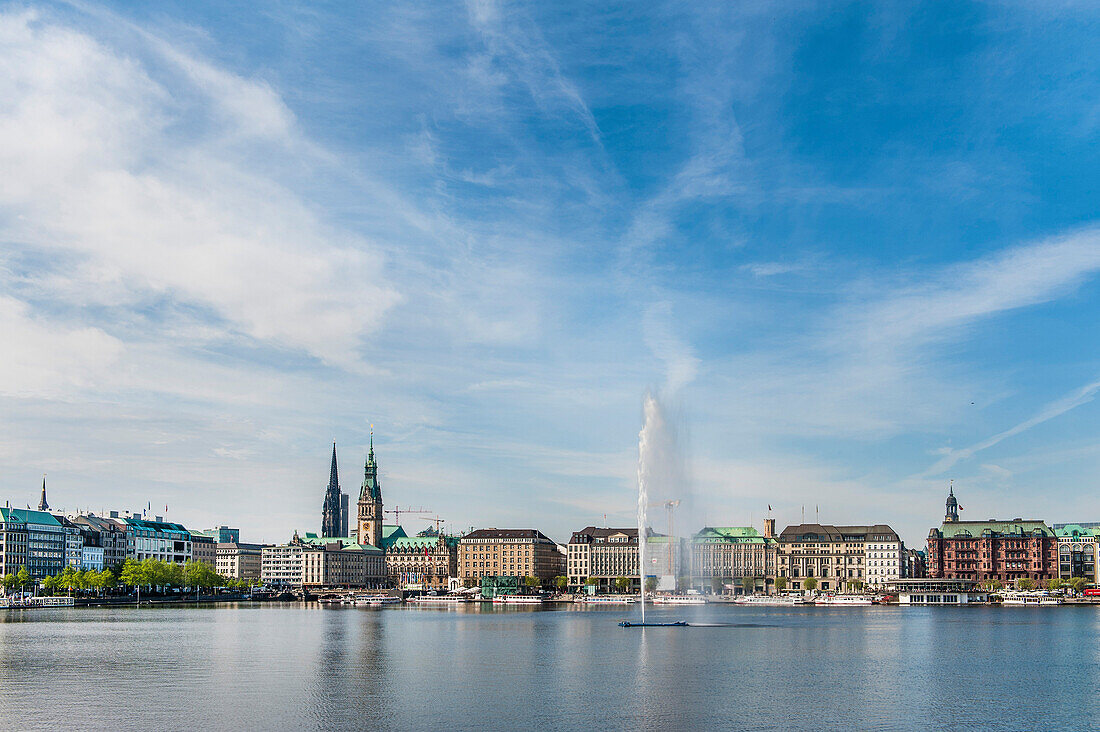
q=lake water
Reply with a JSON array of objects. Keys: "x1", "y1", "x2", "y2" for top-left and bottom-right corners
[{"x1": 1, "y1": 602, "x2": 1098, "y2": 730}]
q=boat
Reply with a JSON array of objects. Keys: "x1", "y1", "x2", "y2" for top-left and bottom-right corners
[
  {"x1": 354, "y1": 595, "x2": 401, "y2": 607},
  {"x1": 732, "y1": 594, "x2": 806, "y2": 606},
  {"x1": 619, "y1": 621, "x2": 688, "y2": 627},
  {"x1": 650, "y1": 594, "x2": 706, "y2": 605},
  {"x1": 1001, "y1": 591, "x2": 1063, "y2": 606},
  {"x1": 812, "y1": 594, "x2": 873, "y2": 606},
  {"x1": 576, "y1": 596, "x2": 637, "y2": 605},
  {"x1": 406, "y1": 595, "x2": 468, "y2": 604},
  {"x1": 491, "y1": 595, "x2": 544, "y2": 605}
]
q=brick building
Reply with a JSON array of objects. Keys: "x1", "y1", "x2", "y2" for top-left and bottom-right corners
[{"x1": 926, "y1": 487, "x2": 1057, "y2": 583}]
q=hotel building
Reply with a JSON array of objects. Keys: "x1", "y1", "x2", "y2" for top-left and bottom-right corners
[
  {"x1": 459, "y1": 529, "x2": 564, "y2": 583},
  {"x1": 567, "y1": 527, "x2": 639, "y2": 592},
  {"x1": 926, "y1": 488, "x2": 1058, "y2": 584},
  {"x1": 777, "y1": 523, "x2": 903, "y2": 592},
  {"x1": 691, "y1": 523, "x2": 778, "y2": 594}
]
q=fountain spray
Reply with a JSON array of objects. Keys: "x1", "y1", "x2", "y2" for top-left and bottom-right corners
[{"x1": 636, "y1": 392, "x2": 662, "y2": 624}]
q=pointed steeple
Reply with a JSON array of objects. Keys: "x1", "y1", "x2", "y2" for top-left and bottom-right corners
[
  {"x1": 38, "y1": 475, "x2": 49, "y2": 512},
  {"x1": 329, "y1": 442, "x2": 339, "y2": 492},
  {"x1": 321, "y1": 443, "x2": 342, "y2": 537},
  {"x1": 361, "y1": 430, "x2": 380, "y2": 501}
]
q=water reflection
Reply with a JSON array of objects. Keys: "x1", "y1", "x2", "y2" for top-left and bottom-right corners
[{"x1": 1, "y1": 604, "x2": 1099, "y2": 730}]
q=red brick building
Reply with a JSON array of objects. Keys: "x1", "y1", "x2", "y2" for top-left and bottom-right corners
[{"x1": 926, "y1": 487, "x2": 1057, "y2": 582}]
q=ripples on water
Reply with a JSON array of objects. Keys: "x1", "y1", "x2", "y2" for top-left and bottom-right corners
[{"x1": 1, "y1": 603, "x2": 1098, "y2": 731}]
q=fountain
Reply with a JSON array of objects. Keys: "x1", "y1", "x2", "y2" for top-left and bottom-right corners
[{"x1": 620, "y1": 392, "x2": 688, "y2": 628}]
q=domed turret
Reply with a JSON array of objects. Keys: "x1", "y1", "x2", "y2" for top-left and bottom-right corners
[{"x1": 945, "y1": 482, "x2": 959, "y2": 523}]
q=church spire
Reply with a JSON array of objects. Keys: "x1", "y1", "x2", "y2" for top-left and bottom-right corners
[
  {"x1": 321, "y1": 443, "x2": 342, "y2": 537},
  {"x1": 38, "y1": 474, "x2": 49, "y2": 512},
  {"x1": 329, "y1": 442, "x2": 339, "y2": 492}
]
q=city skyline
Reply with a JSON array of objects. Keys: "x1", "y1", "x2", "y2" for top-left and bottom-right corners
[{"x1": 3, "y1": 3, "x2": 1100, "y2": 546}]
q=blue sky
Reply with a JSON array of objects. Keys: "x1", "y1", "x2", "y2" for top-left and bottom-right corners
[{"x1": 2, "y1": 1, "x2": 1100, "y2": 546}]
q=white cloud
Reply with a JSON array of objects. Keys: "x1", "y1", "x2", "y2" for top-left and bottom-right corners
[
  {"x1": 0, "y1": 296, "x2": 123, "y2": 398},
  {"x1": 0, "y1": 10, "x2": 399, "y2": 368}
]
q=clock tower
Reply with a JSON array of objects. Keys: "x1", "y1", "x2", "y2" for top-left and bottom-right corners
[{"x1": 357, "y1": 430, "x2": 384, "y2": 548}]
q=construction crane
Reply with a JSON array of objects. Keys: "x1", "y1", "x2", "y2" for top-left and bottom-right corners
[
  {"x1": 661, "y1": 500, "x2": 680, "y2": 579},
  {"x1": 384, "y1": 505, "x2": 432, "y2": 527}
]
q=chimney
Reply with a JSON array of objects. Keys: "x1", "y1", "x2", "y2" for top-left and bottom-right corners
[{"x1": 764, "y1": 518, "x2": 776, "y2": 538}]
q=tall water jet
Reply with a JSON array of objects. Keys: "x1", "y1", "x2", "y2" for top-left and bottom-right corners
[{"x1": 636, "y1": 392, "x2": 662, "y2": 623}]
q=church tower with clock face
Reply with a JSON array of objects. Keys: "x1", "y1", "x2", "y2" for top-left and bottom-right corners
[{"x1": 357, "y1": 431, "x2": 384, "y2": 549}]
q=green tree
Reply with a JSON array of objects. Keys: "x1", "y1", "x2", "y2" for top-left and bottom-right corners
[
  {"x1": 85, "y1": 569, "x2": 101, "y2": 595},
  {"x1": 59, "y1": 565, "x2": 76, "y2": 592},
  {"x1": 711, "y1": 577, "x2": 726, "y2": 595},
  {"x1": 614, "y1": 577, "x2": 631, "y2": 593},
  {"x1": 802, "y1": 577, "x2": 819, "y2": 592},
  {"x1": 118, "y1": 558, "x2": 142, "y2": 589},
  {"x1": 42, "y1": 574, "x2": 58, "y2": 595},
  {"x1": 1069, "y1": 576, "x2": 1089, "y2": 595},
  {"x1": 644, "y1": 577, "x2": 658, "y2": 593},
  {"x1": 741, "y1": 576, "x2": 756, "y2": 595},
  {"x1": 553, "y1": 575, "x2": 568, "y2": 591},
  {"x1": 523, "y1": 575, "x2": 540, "y2": 588},
  {"x1": 1017, "y1": 578, "x2": 1036, "y2": 591},
  {"x1": 1046, "y1": 578, "x2": 1063, "y2": 592},
  {"x1": 16, "y1": 566, "x2": 30, "y2": 593},
  {"x1": 3, "y1": 573, "x2": 16, "y2": 593},
  {"x1": 99, "y1": 567, "x2": 117, "y2": 594},
  {"x1": 584, "y1": 576, "x2": 599, "y2": 586},
  {"x1": 774, "y1": 576, "x2": 788, "y2": 592},
  {"x1": 848, "y1": 579, "x2": 865, "y2": 593}
]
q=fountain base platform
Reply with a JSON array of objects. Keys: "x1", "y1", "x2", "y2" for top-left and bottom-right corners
[{"x1": 618, "y1": 621, "x2": 687, "y2": 627}]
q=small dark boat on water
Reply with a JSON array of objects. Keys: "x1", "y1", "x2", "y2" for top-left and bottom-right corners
[{"x1": 618, "y1": 621, "x2": 688, "y2": 627}]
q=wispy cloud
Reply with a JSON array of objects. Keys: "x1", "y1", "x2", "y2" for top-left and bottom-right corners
[{"x1": 924, "y1": 378, "x2": 1100, "y2": 476}]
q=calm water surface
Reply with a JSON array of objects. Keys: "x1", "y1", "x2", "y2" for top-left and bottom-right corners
[{"x1": 1, "y1": 602, "x2": 1098, "y2": 731}]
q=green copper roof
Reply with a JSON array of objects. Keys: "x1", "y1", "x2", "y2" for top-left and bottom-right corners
[
  {"x1": 1, "y1": 507, "x2": 62, "y2": 526},
  {"x1": 1056, "y1": 525, "x2": 1096, "y2": 538},
  {"x1": 693, "y1": 527, "x2": 765, "y2": 544},
  {"x1": 297, "y1": 534, "x2": 383, "y2": 553},
  {"x1": 386, "y1": 536, "x2": 458, "y2": 551},
  {"x1": 378, "y1": 525, "x2": 407, "y2": 549},
  {"x1": 939, "y1": 520, "x2": 1054, "y2": 538}
]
